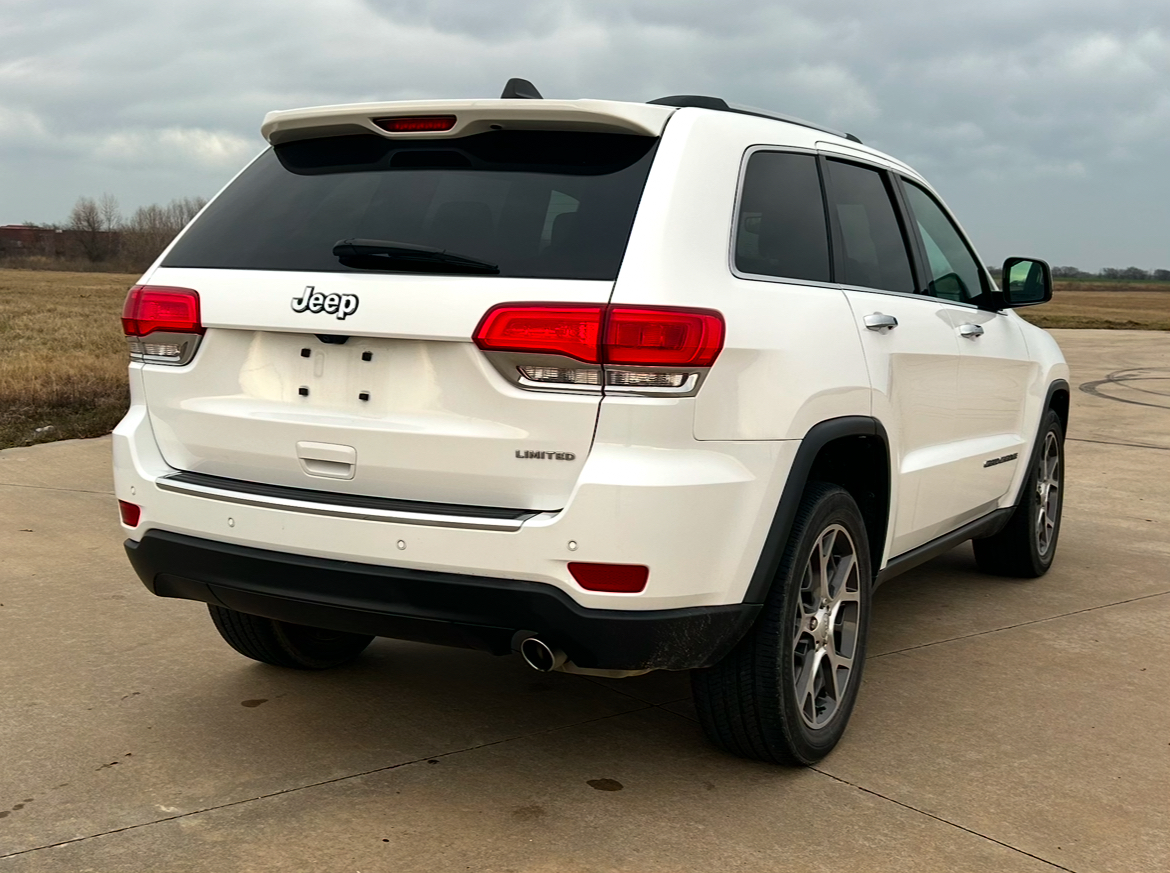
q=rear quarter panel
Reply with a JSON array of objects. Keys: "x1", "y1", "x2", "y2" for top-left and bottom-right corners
[{"x1": 612, "y1": 109, "x2": 871, "y2": 440}]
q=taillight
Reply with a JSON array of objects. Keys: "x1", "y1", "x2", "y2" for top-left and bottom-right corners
[
  {"x1": 122, "y1": 286, "x2": 204, "y2": 365},
  {"x1": 373, "y1": 115, "x2": 457, "y2": 133},
  {"x1": 474, "y1": 303, "x2": 724, "y2": 395},
  {"x1": 122, "y1": 286, "x2": 202, "y2": 336},
  {"x1": 118, "y1": 500, "x2": 141, "y2": 527},
  {"x1": 604, "y1": 306, "x2": 724, "y2": 367},
  {"x1": 474, "y1": 304, "x2": 604, "y2": 363},
  {"x1": 569, "y1": 562, "x2": 649, "y2": 593}
]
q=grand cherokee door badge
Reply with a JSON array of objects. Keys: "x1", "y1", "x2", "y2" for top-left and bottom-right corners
[
  {"x1": 291, "y1": 286, "x2": 359, "y2": 320},
  {"x1": 983, "y1": 453, "x2": 1018, "y2": 468},
  {"x1": 515, "y1": 450, "x2": 576, "y2": 461}
]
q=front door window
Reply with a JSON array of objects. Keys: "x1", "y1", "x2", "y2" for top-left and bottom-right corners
[{"x1": 902, "y1": 182, "x2": 989, "y2": 307}]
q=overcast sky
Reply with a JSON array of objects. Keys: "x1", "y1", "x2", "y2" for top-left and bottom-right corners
[{"x1": 1, "y1": 0, "x2": 1167, "y2": 269}]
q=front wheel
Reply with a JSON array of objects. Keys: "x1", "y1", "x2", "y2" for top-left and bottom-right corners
[
  {"x1": 208, "y1": 605, "x2": 374, "y2": 669},
  {"x1": 692, "y1": 482, "x2": 872, "y2": 765},
  {"x1": 973, "y1": 408, "x2": 1064, "y2": 578}
]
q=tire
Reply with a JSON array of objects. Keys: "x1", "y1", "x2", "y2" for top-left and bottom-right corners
[
  {"x1": 207, "y1": 605, "x2": 374, "y2": 669},
  {"x1": 692, "y1": 482, "x2": 872, "y2": 765},
  {"x1": 972, "y1": 408, "x2": 1064, "y2": 578}
]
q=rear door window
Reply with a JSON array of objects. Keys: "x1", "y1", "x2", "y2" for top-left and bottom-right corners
[
  {"x1": 733, "y1": 151, "x2": 831, "y2": 283},
  {"x1": 823, "y1": 159, "x2": 916, "y2": 294},
  {"x1": 164, "y1": 131, "x2": 658, "y2": 280}
]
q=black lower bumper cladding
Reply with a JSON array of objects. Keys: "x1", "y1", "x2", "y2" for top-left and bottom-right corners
[{"x1": 125, "y1": 531, "x2": 758, "y2": 671}]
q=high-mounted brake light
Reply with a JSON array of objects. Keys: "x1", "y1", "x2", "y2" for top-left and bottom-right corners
[
  {"x1": 373, "y1": 115, "x2": 457, "y2": 133},
  {"x1": 122, "y1": 286, "x2": 203, "y2": 337}
]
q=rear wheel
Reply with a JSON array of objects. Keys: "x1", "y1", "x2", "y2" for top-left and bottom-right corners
[
  {"x1": 692, "y1": 482, "x2": 872, "y2": 765},
  {"x1": 973, "y1": 408, "x2": 1064, "y2": 578},
  {"x1": 208, "y1": 605, "x2": 374, "y2": 669}
]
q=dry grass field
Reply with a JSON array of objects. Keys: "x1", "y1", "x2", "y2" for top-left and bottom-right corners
[
  {"x1": 1017, "y1": 281, "x2": 1170, "y2": 330},
  {"x1": 0, "y1": 269, "x2": 1167, "y2": 450},
  {"x1": 0, "y1": 269, "x2": 136, "y2": 449}
]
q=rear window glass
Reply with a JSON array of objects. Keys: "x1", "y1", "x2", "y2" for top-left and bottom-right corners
[
  {"x1": 734, "y1": 151, "x2": 831, "y2": 283},
  {"x1": 163, "y1": 131, "x2": 658, "y2": 280}
]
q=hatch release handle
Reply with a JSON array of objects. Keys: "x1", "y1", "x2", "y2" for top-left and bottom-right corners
[{"x1": 296, "y1": 442, "x2": 356, "y2": 480}]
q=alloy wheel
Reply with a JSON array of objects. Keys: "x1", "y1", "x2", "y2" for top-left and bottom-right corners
[
  {"x1": 1035, "y1": 431, "x2": 1061, "y2": 556},
  {"x1": 792, "y1": 524, "x2": 863, "y2": 729}
]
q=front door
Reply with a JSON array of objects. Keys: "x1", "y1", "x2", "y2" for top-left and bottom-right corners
[{"x1": 898, "y1": 179, "x2": 1033, "y2": 515}]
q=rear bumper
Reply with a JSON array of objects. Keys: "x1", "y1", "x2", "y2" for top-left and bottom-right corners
[
  {"x1": 114, "y1": 391, "x2": 798, "y2": 611},
  {"x1": 127, "y1": 530, "x2": 759, "y2": 671}
]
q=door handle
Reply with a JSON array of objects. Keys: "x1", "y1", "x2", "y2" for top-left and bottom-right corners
[
  {"x1": 864, "y1": 313, "x2": 899, "y2": 332},
  {"x1": 958, "y1": 323, "x2": 985, "y2": 339},
  {"x1": 296, "y1": 441, "x2": 357, "y2": 480}
]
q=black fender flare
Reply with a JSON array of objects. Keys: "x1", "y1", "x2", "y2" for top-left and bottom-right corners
[
  {"x1": 1005, "y1": 378, "x2": 1069, "y2": 510},
  {"x1": 742, "y1": 416, "x2": 889, "y2": 604}
]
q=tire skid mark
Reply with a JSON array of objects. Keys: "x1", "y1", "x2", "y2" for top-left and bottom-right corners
[{"x1": 1079, "y1": 368, "x2": 1170, "y2": 410}]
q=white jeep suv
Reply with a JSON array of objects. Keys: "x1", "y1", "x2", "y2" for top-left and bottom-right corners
[{"x1": 114, "y1": 81, "x2": 1068, "y2": 765}]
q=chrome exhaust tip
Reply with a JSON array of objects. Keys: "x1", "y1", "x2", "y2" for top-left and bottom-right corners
[{"x1": 519, "y1": 637, "x2": 567, "y2": 672}]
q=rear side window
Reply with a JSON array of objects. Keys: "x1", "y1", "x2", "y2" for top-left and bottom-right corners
[
  {"x1": 734, "y1": 152, "x2": 831, "y2": 283},
  {"x1": 164, "y1": 131, "x2": 658, "y2": 280},
  {"x1": 824, "y1": 160, "x2": 915, "y2": 294}
]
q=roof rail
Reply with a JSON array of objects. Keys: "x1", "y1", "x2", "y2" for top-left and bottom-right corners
[{"x1": 647, "y1": 95, "x2": 862, "y2": 144}]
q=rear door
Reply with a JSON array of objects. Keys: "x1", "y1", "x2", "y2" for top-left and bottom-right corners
[
  {"x1": 821, "y1": 157, "x2": 965, "y2": 556},
  {"x1": 139, "y1": 129, "x2": 659, "y2": 511}
]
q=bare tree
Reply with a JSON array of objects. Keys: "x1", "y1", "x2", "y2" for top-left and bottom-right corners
[
  {"x1": 119, "y1": 196, "x2": 209, "y2": 269},
  {"x1": 170, "y1": 196, "x2": 207, "y2": 227},
  {"x1": 69, "y1": 196, "x2": 109, "y2": 261},
  {"x1": 99, "y1": 192, "x2": 121, "y2": 232}
]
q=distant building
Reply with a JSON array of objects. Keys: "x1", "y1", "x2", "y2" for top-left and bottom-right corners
[{"x1": 0, "y1": 225, "x2": 120, "y2": 260}]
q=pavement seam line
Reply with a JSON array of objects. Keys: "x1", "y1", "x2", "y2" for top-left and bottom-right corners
[
  {"x1": 0, "y1": 704, "x2": 654, "y2": 860},
  {"x1": 0, "y1": 482, "x2": 115, "y2": 495},
  {"x1": 810, "y1": 769, "x2": 1080, "y2": 873},
  {"x1": 1066, "y1": 437, "x2": 1170, "y2": 452},
  {"x1": 869, "y1": 589, "x2": 1170, "y2": 660}
]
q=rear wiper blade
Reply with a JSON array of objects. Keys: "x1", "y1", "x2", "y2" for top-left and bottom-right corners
[{"x1": 332, "y1": 239, "x2": 499, "y2": 274}]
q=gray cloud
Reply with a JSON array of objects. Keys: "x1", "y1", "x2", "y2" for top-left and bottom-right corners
[{"x1": 1, "y1": 0, "x2": 1167, "y2": 268}]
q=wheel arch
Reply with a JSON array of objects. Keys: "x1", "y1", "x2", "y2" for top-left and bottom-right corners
[
  {"x1": 744, "y1": 416, "x2": 890, "y2": 604},
  {"x1": 1047, "y1": 379, "x2": 1070, "y2": 435},
  {"x1": 1007, "y1": 378, "x2": 1069, "y2": 509}
]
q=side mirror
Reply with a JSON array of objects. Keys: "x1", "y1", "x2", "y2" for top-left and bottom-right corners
[{"x1": 1001, "y1": 257, "x2": 1052, "y2": 307}]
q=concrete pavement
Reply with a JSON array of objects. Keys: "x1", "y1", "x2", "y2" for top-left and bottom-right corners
[{"x1": 1, "y1": 329, "x2": 1167, "y2": 872}]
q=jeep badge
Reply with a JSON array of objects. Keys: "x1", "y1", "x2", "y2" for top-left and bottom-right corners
[{"x1": 291, "y1": 286, "x2": 359, "y2": 320}]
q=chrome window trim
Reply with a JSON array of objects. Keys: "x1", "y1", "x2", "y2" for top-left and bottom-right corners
[
  {"x1": 727, "y1": 145, "x2": 828, "y2": 286},
  {"x1": 835, "y1": 283, "x2": 980, "y2": 310},
  {"x1": 727, "y1": 146, "x2": 993, "y2": 313}
]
